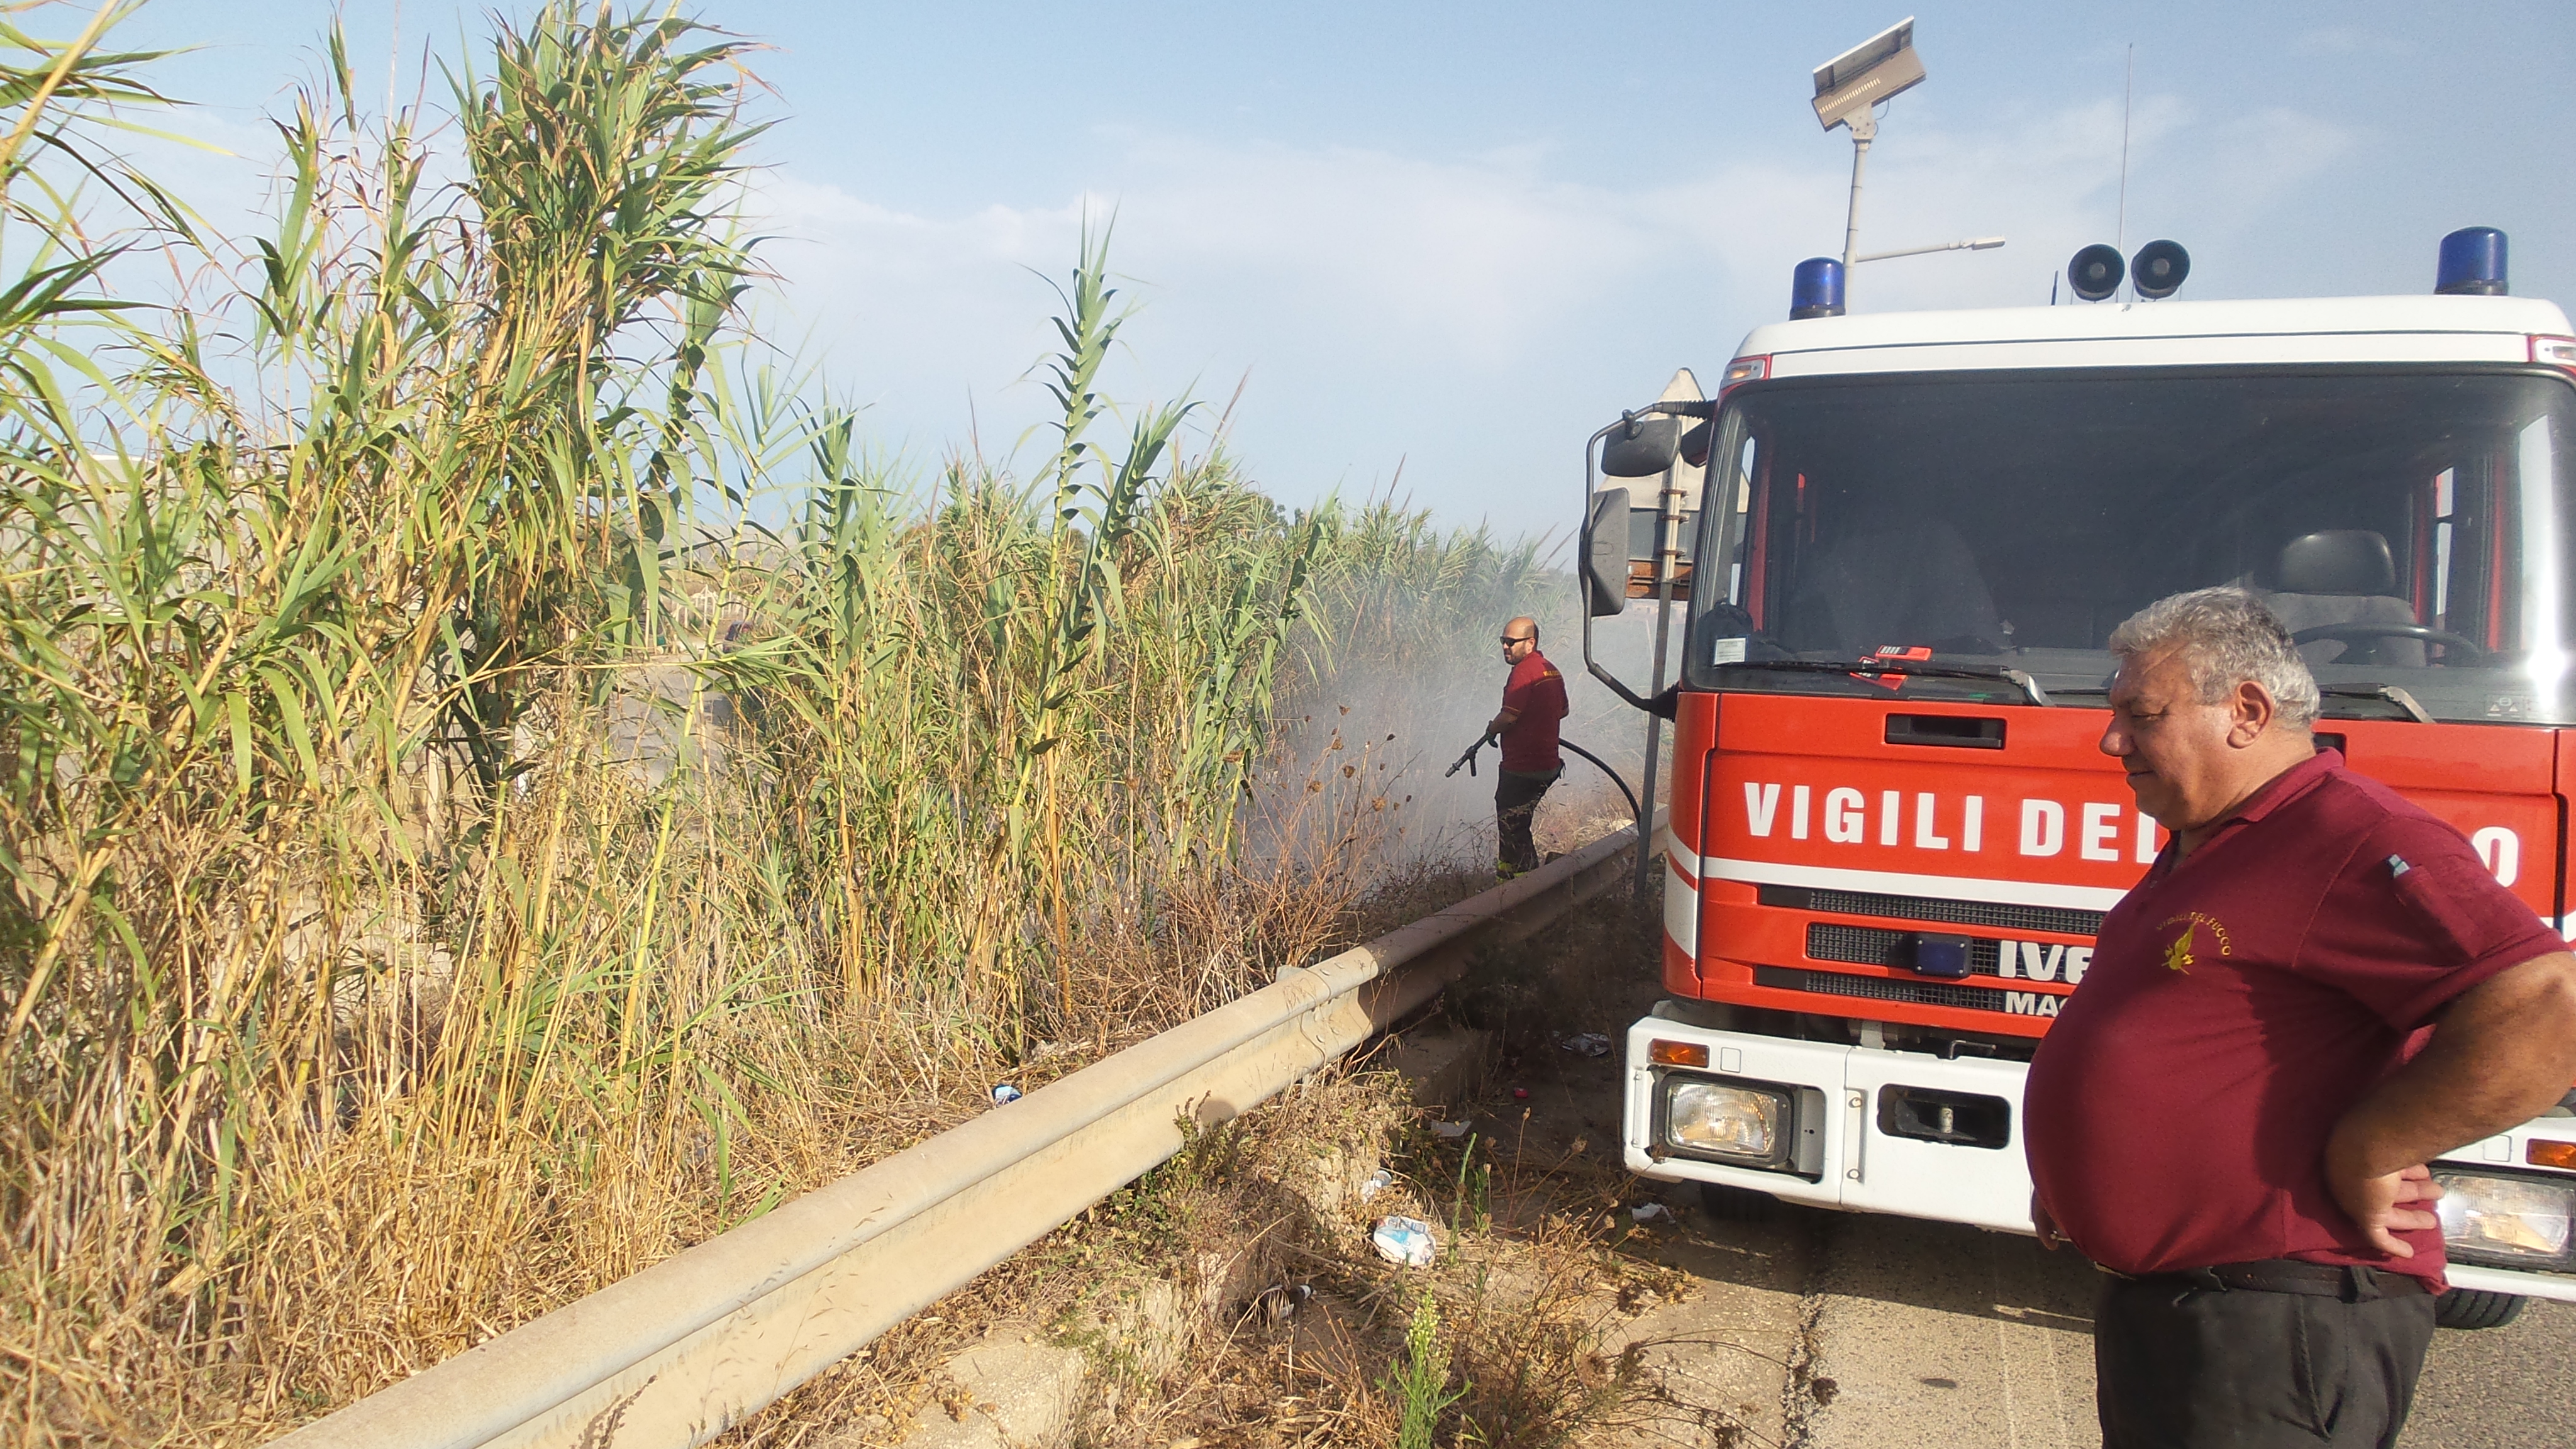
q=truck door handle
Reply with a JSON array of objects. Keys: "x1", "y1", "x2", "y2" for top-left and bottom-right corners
[{"x1": 1885, "y1": 714, "x2": 2006, "y2": 749}]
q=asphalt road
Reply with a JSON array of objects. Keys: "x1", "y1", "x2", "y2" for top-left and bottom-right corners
[
  {"x1": 1612, "y1": 1195, "x2": 2576, "y2": 1448},
  {"x1": 1483, "y1": 1008, "x2": 2573, "y2": 1448},
  {"x1": 1496, "y1": 910, "x2": 2576, "y2": 1449}
]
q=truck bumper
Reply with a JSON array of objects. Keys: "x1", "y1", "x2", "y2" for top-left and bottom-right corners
[
  {"x1": 1621, "y1": 1015, "x2": 2037, "y2": 1233},
  {"x1": 1622, "y1": 1011, "x2": 2576, "y2": 1304}
]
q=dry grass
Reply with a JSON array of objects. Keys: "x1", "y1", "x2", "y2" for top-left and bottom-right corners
[
  {"x1": 730, "y1": 1064, "x2": 1676, "y2": 1449},
  {"x1": 724, "y1": 886, "x2": 1704, "y2": 1449}
]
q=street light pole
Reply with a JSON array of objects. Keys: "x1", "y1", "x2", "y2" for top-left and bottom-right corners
[
  {"x1": 1840, "y1": 112, "x2": 1876, "y2": 269},
  {"x1": 1810, "y1": 18, "x2": 1924, "y2": 302},
  {"x1": 1854, "y1": 235, "x2": 2007, "y2": 264}
]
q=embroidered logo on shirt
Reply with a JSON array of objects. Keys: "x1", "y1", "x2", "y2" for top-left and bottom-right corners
[{"x1": 2156, "y1": 911, "x2": 2233, "y2": 974}]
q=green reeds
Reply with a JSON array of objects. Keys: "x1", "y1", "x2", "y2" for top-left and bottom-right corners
[{"x1": 0, "y1": 3, "x2": 1572, "y2": 1438}]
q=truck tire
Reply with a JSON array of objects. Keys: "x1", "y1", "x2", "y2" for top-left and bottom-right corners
[
  {"x1": 1699, "y1": 1182, "x2": 1782, "y2": 1222},
  {"x1": 2434, "y1": 1289, "x2": 2526, "y2": 1330}
]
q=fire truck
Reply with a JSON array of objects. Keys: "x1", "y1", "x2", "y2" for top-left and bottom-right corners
[{"x1": 1589, "y1": 228, "x2": 2576, "y2": 1328}]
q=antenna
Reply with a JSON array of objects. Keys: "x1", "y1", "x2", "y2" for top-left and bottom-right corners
[{"x1": 2116, "y1": 45, "x2": 2133, "y2": 255}]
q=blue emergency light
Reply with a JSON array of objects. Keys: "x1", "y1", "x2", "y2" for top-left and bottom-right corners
[
  {"x1": 1790, "y1": 257, "x2": 1846, "y2": 319},
  {"x1": 2436, "y1": 227, "x2": 2508, "y2": 296}
]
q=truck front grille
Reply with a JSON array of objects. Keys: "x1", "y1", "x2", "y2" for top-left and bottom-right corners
[
  {"x1": 1760, "y1": 885, "x2": 2102, "y2": 938},
  {"x1": 1753, "y1": 965, "x2": 2053, "y2": 1014},
  {"x1": 1806, "y1": 923, "x2": 2009, "y2": 976}
]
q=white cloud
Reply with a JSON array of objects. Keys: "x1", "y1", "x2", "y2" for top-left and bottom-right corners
[
  {"x1": 747, "y1": 84, "x2": 2268, "y2": 372},
  {"x1": 1095, "y1": 135, "x2": 1665, "y2": 360},
  {"x1": 736, "y1": 90, "x2": 2367, "y2": 525},
  {"x1": 738, "y1": 134, "x2": 1738, "y2": 492},
  {"x1": 2190, "y1": 106, "x2": 2360, "y2": 223},
  {"x1": 745, "y1": 135, "x2": 1675, "y2": 385},
  {"x1": 69, "y1": 79, "x2": 2380, "y2": 533}
]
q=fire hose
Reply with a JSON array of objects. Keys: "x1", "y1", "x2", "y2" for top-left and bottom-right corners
[{"x1": 1445, "y1": 735, "x2": 1642, "y2": 829}]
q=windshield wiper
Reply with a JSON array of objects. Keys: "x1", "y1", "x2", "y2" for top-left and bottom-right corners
[
  {"x1": 2319, "y1": 684, "x2": 2434, "y2": 724},
  {"x1": 1715, "y1": 658, "x2": 2051, "y2": 707}
]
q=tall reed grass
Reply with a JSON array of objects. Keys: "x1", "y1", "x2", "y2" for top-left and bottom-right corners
[{"x1": 0, "y1": 3, "x2": 1578, "y2": 1438}]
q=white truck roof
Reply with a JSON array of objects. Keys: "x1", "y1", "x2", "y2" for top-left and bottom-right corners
[{"x1": 1739, "y1": 294, "x2": 2575, "y2": 377}]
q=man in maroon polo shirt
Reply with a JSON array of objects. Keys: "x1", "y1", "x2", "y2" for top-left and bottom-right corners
[
  {"x1": 2025, "y1": 586, "x2": 2576, "y2": 1448},
  {"x1": 1485, "y1": 616, "x2": 1568, "y2": 877}
]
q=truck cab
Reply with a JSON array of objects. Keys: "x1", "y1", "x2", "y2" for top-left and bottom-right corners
[{"x1": 1603, "y1": 257, "x2": 2576, "y2": 1324}]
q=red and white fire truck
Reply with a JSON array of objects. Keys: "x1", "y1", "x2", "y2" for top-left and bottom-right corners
[{"x1": 1589, "y1": 229, "x2": 2576, "y2": 1328}]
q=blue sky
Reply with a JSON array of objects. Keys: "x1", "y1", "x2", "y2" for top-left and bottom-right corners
[{"x1": 104, "y1": 1, "x2": 2576, "y2": 538}]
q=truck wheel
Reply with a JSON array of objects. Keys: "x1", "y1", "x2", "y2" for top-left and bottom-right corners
[
  {"x1": 1699, "y1": 1182, "x2": 1781, "y2": 1222},
  {"x1": 2434, "y1": 1289, "x2": 2527, "y2": 1330}
]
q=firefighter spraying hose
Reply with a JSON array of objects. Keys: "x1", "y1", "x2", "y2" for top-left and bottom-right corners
[
  {"x1": 1463, "y1": 618, "x2": 1605, "y2": 879},
  {"x1": 1445, "y1": 733, "x2": 1640, "y2": 835}
]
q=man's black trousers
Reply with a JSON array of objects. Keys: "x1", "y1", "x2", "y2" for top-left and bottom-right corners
[
  {"x1": 1494, "y1": 767, "x2": 1560, "y2": 873},
  {"x1": 2094, "y1": 1265, "x2": 2436, "y2": 1448}
]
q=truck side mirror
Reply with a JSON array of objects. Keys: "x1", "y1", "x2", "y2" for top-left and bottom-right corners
[
  {"x1": 1585, "y1": 487, "x2": 1631, "y2": 618},
  {"x1": 1600, "y1": 416, "x2": 1680, "y2": 478}
]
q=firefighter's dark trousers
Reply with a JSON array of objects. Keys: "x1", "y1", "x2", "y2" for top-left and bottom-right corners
[
  {"x1": 2094, "y1": 1264, "x2": 2435, "y2": 1448},
  {"x1": 1494, "y1": 767, "x2": 1560, "y2": 874}
]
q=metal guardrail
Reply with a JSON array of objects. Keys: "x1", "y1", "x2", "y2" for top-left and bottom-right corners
[{"x1": 274, "y1": 813, "x2": 1663, "y2": 1449}]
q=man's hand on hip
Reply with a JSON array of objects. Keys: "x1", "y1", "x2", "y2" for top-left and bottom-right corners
[
  {"x1": 2323, "y1": 1155, "x2": 2443, "y2": 1258},
  {"x1": 2323, "y1": 949, "x2": 2576, "y2": 1257}
]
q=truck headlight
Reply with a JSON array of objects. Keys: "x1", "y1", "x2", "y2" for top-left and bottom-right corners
[
  {"x1": 2434, "y1": 1169, "x2": 2576, "y2": 1272},
  {"x1": 1663, "y1": 1078, "x2": 1792, "y2": 1167}
]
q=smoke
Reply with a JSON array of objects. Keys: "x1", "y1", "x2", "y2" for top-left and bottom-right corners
[{"x1": 1272, "y1": 589, "x2": 1675, "y2": 875}]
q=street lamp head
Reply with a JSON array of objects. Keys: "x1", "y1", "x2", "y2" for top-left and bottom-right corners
[{"x1": 1813, "y1": 18, "x2": 1924, "y2": 132}]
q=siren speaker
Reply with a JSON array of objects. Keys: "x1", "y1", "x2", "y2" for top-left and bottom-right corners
[
  {"x1": 2131, "y1": 240, "x2": 2190, "y2": 299},
  {"x1": 2067, "y1": 244, "x2": 2124, "y2": 301}
]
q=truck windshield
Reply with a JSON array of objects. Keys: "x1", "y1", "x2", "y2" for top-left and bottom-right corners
[{"x1": 1684, "y1": 368, "x2": 2576, "y2": 724}]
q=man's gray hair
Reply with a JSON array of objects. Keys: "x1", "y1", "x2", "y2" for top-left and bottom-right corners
[{"x1": 2108, "y1": 586, "x2": 2321, "y2": 728}]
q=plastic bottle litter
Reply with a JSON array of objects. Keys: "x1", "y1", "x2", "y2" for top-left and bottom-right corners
[
  {"x1": 1430, "y1": 1120, "x2": 1470, "y2": 1140},
  {"x1": 1371, "y1": 1216, "x2": 1438, "y2": 1267},
  {"x1": 989, "y1": 1083, "x2": 1023, "y2": 1104},
  {"x1": 1629, "y1": 1202, "x2": 1675, "y2": 1223},
  {"x1": 1561, "y1": 1033, "x2": 1613, "y2": 1057},
  {"x1": 1358, "y1": 1169, "x2": 1394, "y2": 1202}
]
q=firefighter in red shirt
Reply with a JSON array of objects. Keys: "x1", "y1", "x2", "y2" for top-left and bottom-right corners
[
  {"x1": 1484, "y1": 616, "x2": 1568, "y2": 878},
  {"x1": 2025, "y1": 587, "x2": 2576, "y2": 1449}
]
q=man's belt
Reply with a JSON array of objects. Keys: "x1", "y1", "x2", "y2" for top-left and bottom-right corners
[{"x1": 2108, "y1": 1258, "x2": 2429, "y2": 1302}]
